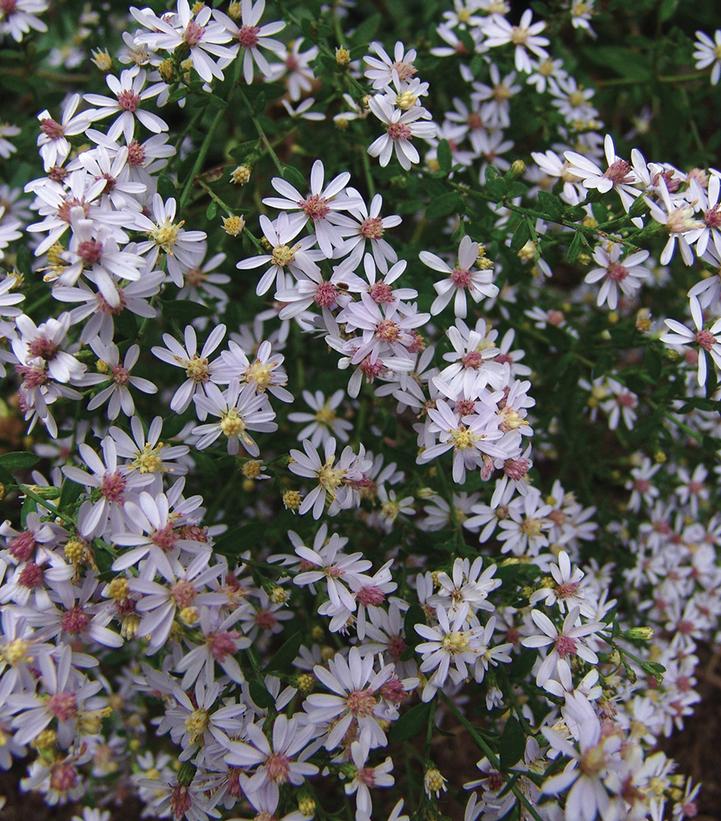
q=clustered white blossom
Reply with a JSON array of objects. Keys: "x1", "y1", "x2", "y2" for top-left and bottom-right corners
[{"x1": 0, "y1": 1, "x2": 718, "y2": 821}]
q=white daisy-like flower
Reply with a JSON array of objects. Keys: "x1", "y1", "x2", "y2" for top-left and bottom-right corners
[
  {"x1": 693, "y1": 29, "x2": 721, "y2": 86},
  {"x1": 367, "y1": 93, "x2": 437, "y2": 171},
  {"x1": 420, "y1": 235, "x2": 499, "y2": 318},
  {"x1": 584, "y1": 242, "x2": 650, "y2": 309}
]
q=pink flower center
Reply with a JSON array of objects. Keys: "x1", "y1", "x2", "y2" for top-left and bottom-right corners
[
  {"x1": 101, "y1": 471, "x2": 126, "y2": 502},
  {"x1": 19, "y1": 561, "x2": 44, "y2": 588},
  {"x1": 467, "y1": 112, "x2": 483, "y2": 130},
  {"x1": 696, "y1": 329, "x2": 715, "y2": 351},
  {"x1": 61, "y1": 605, "x2": 91, "y2": 635},
  {"x1": 504, "y1": 457, "x2": 529, "y2": 481},
  {"x1": 40, "y1": 117, "x2": 65, "y2": 139},
  {"x1": 151, "y1": 524, "x2": 177, "y2": 552},
  {"x1": 380, "y1": 676, "x2": 407, "y2": 704},
  {"x1": 375, "y1": 318, "x2": 400, "y2": 341},
  {"x1": 554, "y1": 634, "x2": 578, "y2": 657},
  {"x1": 451, "y1": 267, "x2": 472, "y2": 288},
  {"x1": 360, "y1": 357, "x2": 384, "y2": 379},
  {"x1": 127, "y1": 140, "x2": 145, "y2": 166},
  {"x1": 265, "y1": 752, "x2": 291, "y2": 783},
  {"x1": 50, "y1": 763, "x2": 78, "y2": 793},
  {"x1": 78, "y1": 239, "x2": 103, "y2": 265},
  {"x1": 16, "y1": 363, "x2": 48, "y2": 389},
  {"x1": 48, "y1": 691, "x2": 78, "y2": 721},
  {"x1": 369, "y1": 282, "x2": 394, "y2": 303},
  {"x1": 112, "y1": 365, "x2": 130, "y2": 384},
  {"x1": 547, "y1": 309, "x2": 564, "y2": 326},
  {"x1": 634, "y1": 479, "x2": 650, "y2": 492},
  {"x1": 455, "y1": 398, "x2": 476, "y2": 416},
  {"x1": 207, "y1": 630, "x2": 239, "y2": 661},
  {"x1": 301, "y1": 193, "x2": 330, "y2": 221},
  {"x1": 704, "y1": 206, "x2": 721, "y2": 229},
  {"x1": 57, "y1": 196, "x2": 89, "y2": 224},
  {"x1": 184, "y1": 20, "x2": 204, "y2": 46},
  {"x1": 359, "y1": 766, "x2": 376, "y2": 786},
  {"x1": 607, "y1": 262, "x2": 628, "y2": 282},
  {"x1": 387, "y1": 121, "x2": 412, "y2": 141},
  {"x1": 237, "y1": 24, "x2": 259, "y2": 48},
  {"x1": 170, "y1": 786, "x2": 192, "y2": 820},
  {"x1": 285, "y1": 54, "x2": 299, "y2": 70},
  {"x1": 359, "y1": 216, "x2": 384, "y2": 239},
  {"x1": 555, "y1": 581, "x2": 579, "y2": 599},
  {"x1": 314, "y1": 281, "x2": 338, "y2": 307},
  {"x1": 461, "y1": 351, "x2": 483, "y2": 369},
  {"x1": 171, "y1": 580, "x2": 196, "y2": 608},
  {"x1": 117, "y1": 90, "x2": 140, "y2": 113},
  {"x1": 28, "y1": 336, "x2": 58, "y2": 360},
  {"x1": 617, "y1": 392, "x2": 636, "y2": 408},
  {"x1": 604, "y1": 159, "x2": 632, "y2": 184},
  {"x1": 254, "y1": 609, "x2": 278, "y2": 630},
  {"x1": 356, "y1": 585, "x2": 385, "y2": 606},
  {"x1": 392, "y1": 60, "x2": 416, "y2": 82},
  {"x1": 387, "y1": 634, "x2": 407, "y2": 660},
  {"x1": 346, "y1": 688, "x2": 377, "y2": 717},
  {"x1": 9, "y1": 530, "x2": 36, "y2": 561}
]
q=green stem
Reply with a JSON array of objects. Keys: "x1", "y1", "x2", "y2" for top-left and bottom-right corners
[
  {"x1": 179, "y1": 105, "x2": 226, "y2": 210},
  {"x1": 440, "y1": 693, "x2": 543, "y2": 821},
  {"x1": 239, "y1": 89, "x2": 284, "y2": 175}
]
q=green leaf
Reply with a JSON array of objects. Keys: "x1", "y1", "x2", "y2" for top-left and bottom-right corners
[
  {"x1": 59, "y1": 479, "x2": 83, "y2": 513},
  {"x1": 0, "y1": 451, "x2": 39, "y2": 471},
  {"x1": 282, "y1": 165, "x2": 307, "y2": 191},
  {"x1": 510, "y1": 219, "x2": 532, "y2": 252},
  {"x1": 437, "y1": 140, "x2": 452, "y2": 175},
  {"x1": 537, "y1": 191, "x2": 564, "y2": 221},
  {"x1": 583, "y1": 46, "x2": 652, "y2": 82},
  {"x1": 206, "y1": 201, "x2": 218, "y2": 220},
  {"x1": 352, "y1": 13, "x2": 381, "y2": 45},
  {"x1": 498, "y1": 717, "x2": 525, "y2": 769},
  {"x1": 659, "y1": 0, "x2": 679, "y2": 21},
  {"x1": 265, "y1": 631, "x2": 303, "y2": 673},
  {"x1": 389, "y1": 701, "x2": 431, "y2": 742},
  {"x1": 403, "y1": 604, "x2": 426, "y2": 650},
  {"x1": 566, "y1": 230, "x2": 590, "y2": 263},
  {"x1": 248, "y1": 680, "x2": 274, "y2": 709},
  {"x1": 426, "y1": 191, "x2": 462, "y2": 219}
]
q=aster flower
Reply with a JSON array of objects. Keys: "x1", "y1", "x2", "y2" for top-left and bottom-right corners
[
  {"x1": 0, "y1": 0, "x2": 48, "y2": 42},
  {"x1": 367, "y1": 94, "x2": 437, "y2": 171},
  {"x1": 693, "y1": 29, "x2": 721, "y2": 86},
  {"x1": 584, "y1": 242, "x2": 651, "y2": 310},
  {"x1": 420, "y1": 235, "x2": 498, "y2": 318},
  {"x1": 661, "y1": 299, "x2": 721, "y2": 387},
  {"x1": 151, "y1": 324, "x2": 226, "y2": 415},
  {"x1": 84, "y1": 66, "x2": 168, "y2": 142},
  {"x1": 303, "y1": 646, "x2": 394, "y2": 749},
  {"x1": 288, "y1": 389, "x2": 353, "y2": 446},
  {"x1": 364, "y1": 41, "x2": 418, "y2": 90},
  {"x1": 36, "y1": 95, "x2": 92, "y2": 172},
  {"x1": 522, "y1": 608, "x2": 604, "y2": 689},
  {"x1": 191, "y1": 380, "x2": 277, "y2": 456},
  {"x1": 213, "y1": 0, "x2": 286, "y2": 85},
  {"x1": 223, "y1": 715, "x2": 319, "y2": 806},
  {"x1": 343, "y1": 736, "x2": 395, "y2": 821},
  {"x1": 332, "y1": 191, "x2": 402, "y2": 274},
  {"x1": 83, "y1": 340, "x2": 157, "y2": 420},
  {"x1": 482, "y1": 10, "x2": 549, "y2": 73},
  {"x1": 133, "y1": 0, "x2": 235, "y2": 84},
  {"x1": 236, "y1": 213, "x2": 322, "y2": 296},
  {"x1": 262, "y1": 160, "x2": 362, "y2": 257}
]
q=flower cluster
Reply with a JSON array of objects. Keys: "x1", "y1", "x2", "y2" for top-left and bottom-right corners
[{"x1": 0, "y1": 1, "x2": 719, "y2": 820}]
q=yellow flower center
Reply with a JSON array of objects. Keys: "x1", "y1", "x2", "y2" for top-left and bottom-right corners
[
  {"x1": 271, "y1": 244, "x2": 295, "y2": 267},
  {"x1": 220, "y1": 409, "x2": 245, "y2": 437}
]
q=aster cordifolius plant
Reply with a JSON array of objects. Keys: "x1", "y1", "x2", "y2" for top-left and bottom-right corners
[{"x1": 0, "y1": 1, "x2": 720, "y2": 820}]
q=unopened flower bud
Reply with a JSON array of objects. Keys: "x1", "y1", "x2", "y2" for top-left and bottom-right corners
[
  {"x1": 625, "y1": 626, "x2": 654, "y2": 641},
  {"x1": 283, "y1": 489, "x2": 302, "y2": 511},
  {"x1": 159, "y1": 58, "x2": 175, "y2": 82},
  {"x1": 91, "y1": 49, "x2": 113, "y2": 72},
  {"x1": 510, "y1": 159, "x2": 526, "y2": 177},
  {"x1": 222, "y1": 215, "x2": 245, "y2": 236},
  {"x1": 230, "y1": 164, "x2": 252, "y2": 185},
  {"x1": 335, "y1": 47, "x2": 351, "y2": 66},
  {"x1": 424, "y1": 766, "x2": 448, "y2": 797}
]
